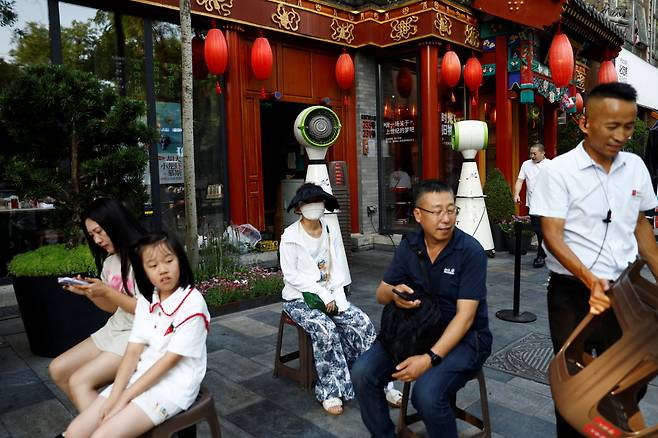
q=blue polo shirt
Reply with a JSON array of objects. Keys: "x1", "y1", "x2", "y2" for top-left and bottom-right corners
[{"x1": 383, "y1": 227, "x2": 490, "y2": 333}]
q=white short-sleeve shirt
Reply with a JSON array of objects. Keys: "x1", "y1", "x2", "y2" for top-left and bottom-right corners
[
  {"x1": 128, "y1": 286, "x2": 209, "y2": 409},
  {"x1": 531, "y1": 142, "x2": 657, "y2": 279},
  {"x1": 517, "y1": 157, "x2": 551, "y2": 208}
]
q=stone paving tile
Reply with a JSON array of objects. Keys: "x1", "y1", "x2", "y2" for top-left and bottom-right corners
[
  {"x1": 247, "y1": 309, "x2": 283, "y2": 327},
  {"x1": 225, "y1": 399, "x2": 337, "y2": 438},
  {"x1": 467, "y1": 400, "x2": 556, "y2": 438},
  {"x1": 0, "y1": 398, "x2": 72, "y2": 438},
  {"x1": 0, "y1": 368, "x2": 53, "y2": 414},
  {"x1": 207, "y1": 349, "x2": 271, "y2": 383},
  {"x1": 249, "y1": 349, "x2": 276, "y2": 370},
  {"x1": 506, "y1": 377, "x2": 553, "y2": 397},
  {"x1": 482, "y1": 376, "x2": 553, "y2": 417},
  {"x1": 216, "y1": 315, "x2": 279, "y2": 338},
  {"x1": 202, "y1": 368, "x2": 264, "y2": 416},
  {"x1": 207, "y1": 324, "x2": 274, "y2": 356}
]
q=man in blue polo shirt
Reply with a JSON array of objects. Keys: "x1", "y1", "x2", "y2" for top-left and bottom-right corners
[{"x1": 352, "y1": 180, "x2": 492, "y2": 438}]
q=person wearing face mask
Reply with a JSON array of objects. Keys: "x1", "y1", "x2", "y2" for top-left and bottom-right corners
[{"x1": 279, "y1": 183, "x2": 377, "y2": 416}]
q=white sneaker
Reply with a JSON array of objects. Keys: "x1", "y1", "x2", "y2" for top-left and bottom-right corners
[{"x1": 385, "y1": 386, "x2": 402, "y2": 408}]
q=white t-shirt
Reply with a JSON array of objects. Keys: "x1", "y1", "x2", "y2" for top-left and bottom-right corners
[
  {"x1": 531, "y1": 142, "x2": 657, "y2": 279},
  {"x1": 517, "y1": 157, "x2": 551, "y2": 208},
  {"x1": 127, "y1": 286, "x2": 209, "y2": 409},
  {"x1": 300, "y1": 226, "x2": 330, "y2": 283}
]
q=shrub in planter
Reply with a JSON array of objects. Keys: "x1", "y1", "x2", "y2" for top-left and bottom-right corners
[
  {"x1": 198, "y1": 267, "x2": 283, "y2": 315},
  {"x1": 483, "y1": 168, "x2": 516, "y2": 251},
  {"x1": 7, "y1": 245, "x2": 111, "y2": 357}
]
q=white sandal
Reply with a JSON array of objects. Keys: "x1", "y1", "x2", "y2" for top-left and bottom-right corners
[
  {"x1": 385, "y1": 387, "x2": 403, "y2": 408},
  {"x1": 322, "y1": 397, "x2": 343, "y2": 415}
]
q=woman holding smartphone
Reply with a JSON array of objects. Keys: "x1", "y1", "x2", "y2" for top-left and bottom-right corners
[{"x1": 48, "y1": 198, "x2": 146, "y2": 417}]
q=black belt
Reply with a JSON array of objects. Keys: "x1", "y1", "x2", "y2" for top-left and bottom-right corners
[{"x1": 550, "y1": 271, "x2": 614, "y2": 284}]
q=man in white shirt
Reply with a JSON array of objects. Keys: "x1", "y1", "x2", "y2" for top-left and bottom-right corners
[
  {"x1": 514, "y1": 143, "x2": 551, "y2": 267},
  {"x1": 531, "y1": 82, "x2": 658, "y2": 438}
]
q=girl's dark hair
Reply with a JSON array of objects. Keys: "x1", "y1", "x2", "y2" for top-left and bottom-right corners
[
  {"x1": 82, "y1": 198, "x2": 146, "y2": 296},
  {"x1": 132, "y1": 232, "x2": 195, "y2": 302}
]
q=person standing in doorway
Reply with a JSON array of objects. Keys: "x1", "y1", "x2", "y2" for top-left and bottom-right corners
[
  {"x1": 514, "y1": 143, "x2": 551, "y2": 268},
  {"x1": 532, "y1": 82, "x2": 658, "y2": 437}
]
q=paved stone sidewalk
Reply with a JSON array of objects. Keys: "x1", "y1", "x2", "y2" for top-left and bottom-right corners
[{"x1": 1, "y1": 248, "x2": 656, "y2": 437}]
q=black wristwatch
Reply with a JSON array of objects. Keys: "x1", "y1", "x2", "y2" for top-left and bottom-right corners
[{"x1": 427, "y1": 350, "x2": 443, "y2": 367}]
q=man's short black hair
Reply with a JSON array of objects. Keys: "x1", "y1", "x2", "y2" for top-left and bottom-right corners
[
  {"x1": 413, "y1": 179, "x2": 454, "y2": 205},
  {"x1": 587, "y1": 82, "x2": 637, "y2": 103}
]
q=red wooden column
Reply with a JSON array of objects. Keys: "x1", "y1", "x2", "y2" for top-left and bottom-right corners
[
  {"x1": 543, "y1": 103, "x2": 558, "y2": 158},
  {"x1": 224, "y1": 25, "x2": 247, "y2": 225},
  {"x1": 495, "y1": 35, "x2": 513, "y2": 186},
  {"x1": 420, "y1": 42, "x2": 440, "y2": 179}
]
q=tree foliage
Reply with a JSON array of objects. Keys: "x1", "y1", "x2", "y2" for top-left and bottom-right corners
[
  {"x1": 0, "y1": 0, "x2": 16, "y2": 27},
  {"x1": 0, "y1": 64, "x2": 156, "y2": 244}
]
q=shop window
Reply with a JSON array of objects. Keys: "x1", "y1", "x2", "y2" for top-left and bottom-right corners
[{"x1": 379, "y1": 59, "x2": 419, "y2": 233}]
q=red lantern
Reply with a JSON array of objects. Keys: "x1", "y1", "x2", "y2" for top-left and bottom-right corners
[
  {"x1": 204, "y1": 24, "x2": 228, "y2": 94},
  {"x1": 463, "y1": 54, "x2": 483, "y2": 105},
  {"x1": 396, "y1": 66, "x2": 413, "y2": 98},
  {"x1": 548, "y1": 31, "x2": 574, "y2": 89},
  {"x1": 598, "y1": 60, "x2": 618, "y2": 84},
  {"x1": 192, "y1": 32, "x2": 208, "y2": 81},
  {"x1": 251, "y1": 32, "x2": 273, "y2": 99},
  {"x1": 575, "y1": 92, "x2": 584, "y2": 114},
  {"x1": 335, "y1": 49, "x2": 354, "y2": 106},
  {"x1": 441, "y1": 47, "x2": 461, "y2": 102}
]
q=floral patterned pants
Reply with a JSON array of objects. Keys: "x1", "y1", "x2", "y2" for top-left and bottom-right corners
[{"x1": 282, "y1": 300, "x2": 377, "y2": 403}]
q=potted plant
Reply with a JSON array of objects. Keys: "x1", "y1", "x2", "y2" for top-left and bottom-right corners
[
  {"x1": 1, "y1": 64, "x2": 154, "y2": 357},
  {"x1": 6, "y1": 245, "x2": 112, "y2": 357},
  {"x1": 483, "y1": 168, "x2": 516, "y2": 252}
]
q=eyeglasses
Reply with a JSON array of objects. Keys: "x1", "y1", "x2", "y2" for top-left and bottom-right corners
[{"x1": 415, "y1": 206, "x2": 460, "y2": 218}]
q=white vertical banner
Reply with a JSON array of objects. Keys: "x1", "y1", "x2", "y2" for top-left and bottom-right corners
[{"x1": 616, "y1": 48, "x2": 658, "y2": 111}]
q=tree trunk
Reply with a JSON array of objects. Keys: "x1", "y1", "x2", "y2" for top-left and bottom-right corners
[{"x1": 179, "y1": 0, "x2": 198, "y2": 267}]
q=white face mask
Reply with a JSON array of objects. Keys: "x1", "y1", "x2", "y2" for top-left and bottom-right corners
[{"x1": 300, "y1": 202, "x2": 325, "y2": 220}]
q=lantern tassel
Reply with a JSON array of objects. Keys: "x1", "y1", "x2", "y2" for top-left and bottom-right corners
[
  {"x1": 260, "y1": 86, "x2": 267, "y2": 99},
  {"x1": 451, "y1": 91, "x2": 456, "y2": 103},
  {"x1": 343, "y1": 94, "x2": 349, "y2": 106},
  {"x1": 471, "y1": 96, "x2": 476, "y2": 106},
  {"x1": 215, "y1": 80, "x2": 222, "y2": 95}
]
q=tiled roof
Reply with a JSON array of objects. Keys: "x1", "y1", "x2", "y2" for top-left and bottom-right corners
[{"x1": 566, "y1": 0, "x2": 626, "y2": 40}]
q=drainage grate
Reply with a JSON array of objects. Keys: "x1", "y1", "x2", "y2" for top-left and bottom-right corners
[{"x1": 485, "y1": 332, "x2": 554, "y2": 385}]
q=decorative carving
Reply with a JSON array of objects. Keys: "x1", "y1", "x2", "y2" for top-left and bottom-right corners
[
  {"x1": 402, "y1": 7, "x2": 409, "y2": 15},
  {"x1": 434, "y1": 13, "x2": 452, "y2": 37},
  {"x1": 385, "y1": 12, "x2": 389, "y2": 20},
  {"x1": 272, "y1": 4, "x2": 301, "y2": 31},
  {"x1": 433, "y1": 1, "x2": 439, "y2": 9},
  {"x1": 390, "y1": 16, "x2": 419, "y2": 41},
  {"x1": 373, "y1": 12, "x2": 379, "y2": 20},
  {"x1": 315, "y1": 4, "x2": 321, "y2": 12},
  {"x1": 574, "y1": 62, "x2": 588, "y2": 91},
  {"x1": 196, "y1": 0, "x2": 233, "y2": 16},
  {"x1": 464, "y1": 24, "x2": 479, "y2": 47},
  {"x1": 331, "y1": 19, "x2": 354, "y2": 44},
  {"x1": 422, "y1": 2, "x2": 427, "y2": 9}
]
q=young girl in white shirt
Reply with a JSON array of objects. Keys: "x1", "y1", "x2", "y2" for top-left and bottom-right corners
[{"x1": 64, "y1": 232, "x2": 210, "y2": 438}]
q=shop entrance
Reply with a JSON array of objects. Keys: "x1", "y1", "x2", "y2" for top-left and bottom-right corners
[{"x1": 259, "y1": 101, "x2": 308, "y2": 241}]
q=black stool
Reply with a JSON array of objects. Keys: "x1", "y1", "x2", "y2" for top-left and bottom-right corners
[
  {"x1": 397, "y1": 369, "x2": 491, "y2": 438},
  {"x1": 141, "y1": 386, "x2": 221, "y2": 438},
  {"x1": 272, "y1": 311, "x2": 315, "y2": 390}
]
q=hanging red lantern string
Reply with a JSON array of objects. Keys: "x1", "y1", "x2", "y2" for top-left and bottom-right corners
[
  {"x1": 575, "y1": 92, "x2": 584, "y2": 114},
  {"x1": 598, "y1": 59, "x2": 618, "y2": 84},
  {"x1": 204, "y1": 20, "x2": 228, "y2": 94},
  {"x1": 192, "y1": 31, "x2": 208, "y2": 81},
  {"x1": 463, "y1": 53, "x2": 483, "y2": 106},
  {"x1": 251, "y1": 30, "x2": 273, "y2": 99},
  {"x1": 548, "y1": 24, "x2": 574, "y2": 89},
  {"x1": 440, "y1": 45, "x2": 461, "y2": 103},
  {"x1": 335, "y1": 48, "x2": 354, "y2": 106}
]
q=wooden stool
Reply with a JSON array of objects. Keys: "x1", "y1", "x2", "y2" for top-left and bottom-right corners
[
  {"x1": 272, "y1": 311, "x2": 315, "y2": 391},
  {"x1": 142, "y1": 386, "x2": 221, "y2": 438},
  {"x1": 397, "y1": 369, "x2": 491, "y2": 438}
]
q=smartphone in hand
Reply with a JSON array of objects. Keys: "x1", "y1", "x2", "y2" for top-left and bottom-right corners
[
  {"x1": 57, "y1": 277, "x2": 90, "y2": 287},
  {"x1": 392, "y1": 288, "x2": 415, "y2": 301}
]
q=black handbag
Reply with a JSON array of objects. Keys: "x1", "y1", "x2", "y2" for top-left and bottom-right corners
[{"x1": 378, "y1": 242, "x2": 445, "y2": 364}]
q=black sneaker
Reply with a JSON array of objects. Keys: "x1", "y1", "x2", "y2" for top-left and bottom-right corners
[{"x1": 533, "y1": 257, "x2": 545, "y2": 268}]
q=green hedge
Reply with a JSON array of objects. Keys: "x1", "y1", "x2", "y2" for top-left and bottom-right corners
[{"x1": 8, "y1": 244, "x2": 96, "y2": 277}]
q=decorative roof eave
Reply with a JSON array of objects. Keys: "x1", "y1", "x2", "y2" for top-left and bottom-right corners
[
  {"x1": 561, "y1": 0, "x2": 624, "y2": 60},
  {"x1": 143, "y1": 0, "x2": 482, "y2": 49},
  {"x1": 470, "y1": 0, "x2": 567, "y2": 30}
]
